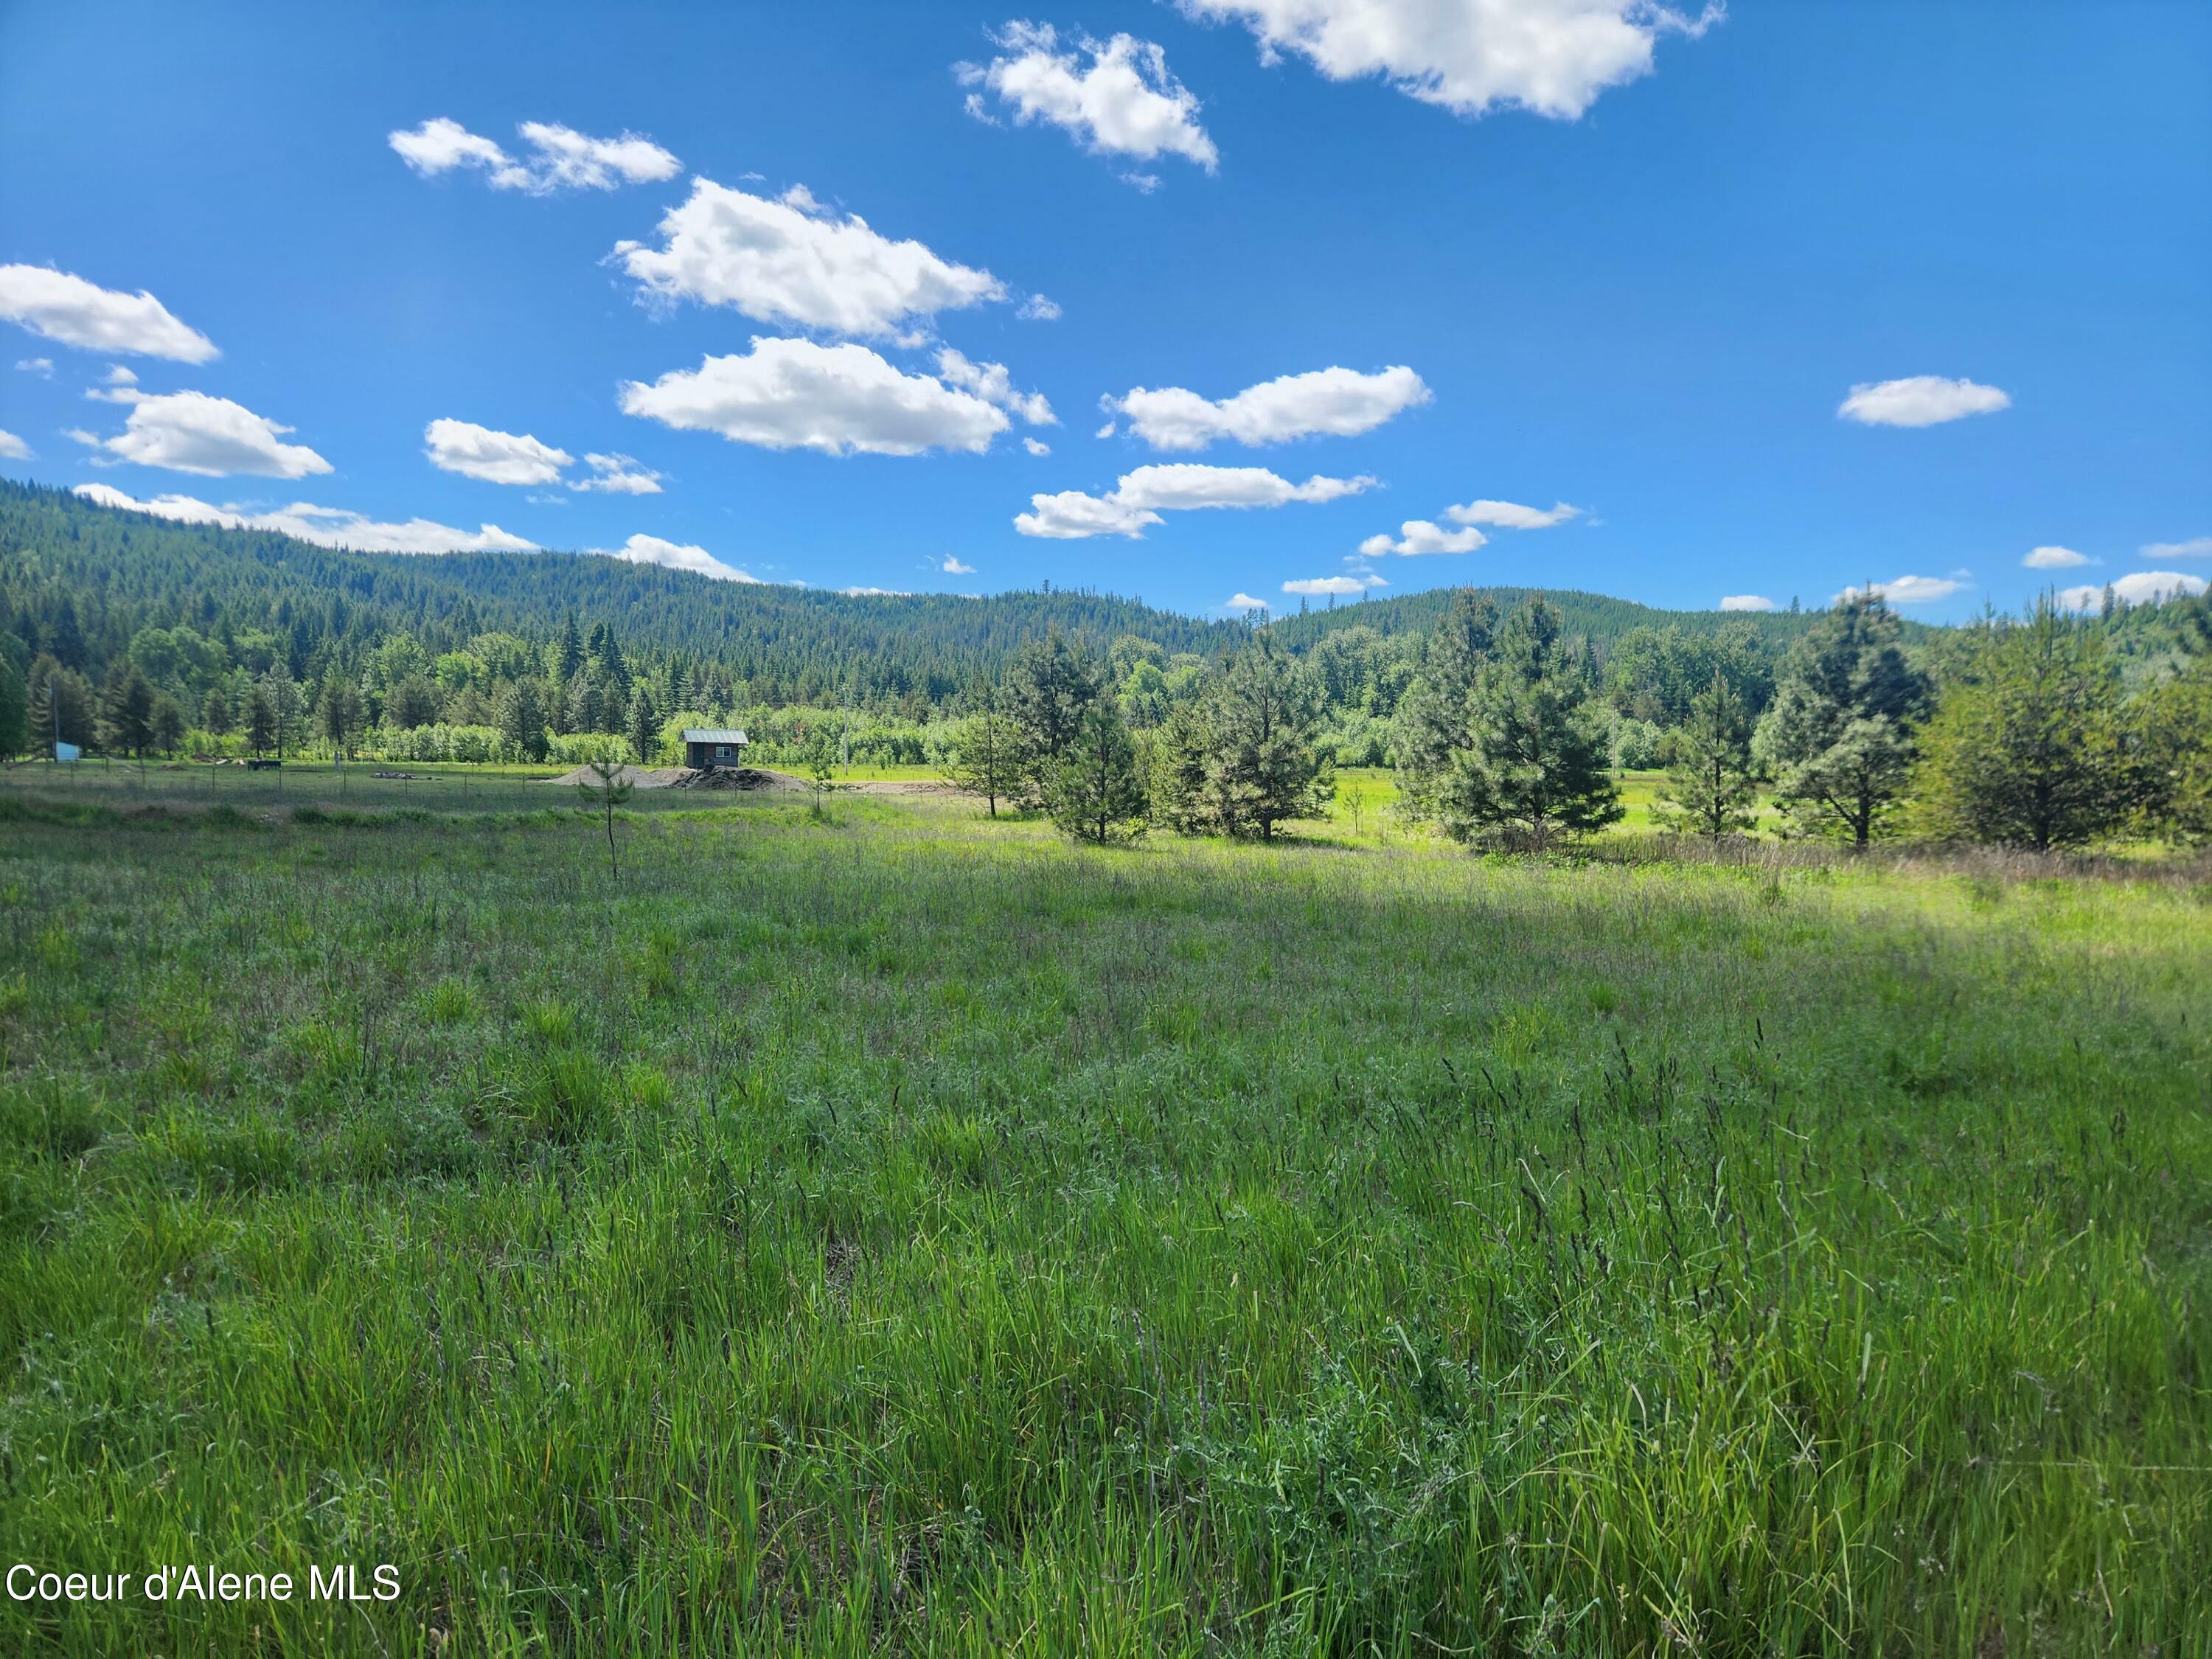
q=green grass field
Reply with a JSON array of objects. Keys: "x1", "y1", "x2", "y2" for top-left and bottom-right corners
[{"x1": 1, "y1": 783, "x2": 2206, "y2": 1655}]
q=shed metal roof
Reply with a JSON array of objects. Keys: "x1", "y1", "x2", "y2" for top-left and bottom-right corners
[{"x1": 681, "y1": 728, "x2": 750, "y2": 744}]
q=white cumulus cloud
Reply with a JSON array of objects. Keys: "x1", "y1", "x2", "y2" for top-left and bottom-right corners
[
  {"x1": 1023, "y1": 437, "x2": 1051, "y2": 456},
  {"x1": 1719, "y1": 594, "x2": 1775, "y2": 611},
  {"x1": 424, "y1": 418, "x2": 572, "y2": 486},
  {"x1": 1447, "y1": 496, "x2": 1579, "y2": 528},
  {"x1": 936, "y1": 348, "x2": 1054, "y2": 424},
  {"x1": 1181, "y1": 0, "x2": 1720, "y2": 120},
  {"x1": 2058, "y1": 571, "x2": 2208, "y2": 611},
  {"x1": 2021, "y1": 545, "x2": 2091, "y2": 570},
  {"x1": 942, "y1": 555, "x2": 977, "y2": 574},
  {"x1": 1837, "y1": 376, "x2": 2011, "y2": 428},
  {"x1": 389, "y1": 117, "x2": 679, "y2": 193},
  {"x1": 1836, "y1": 574, "x2": 1966, "y2": 605},
  {"x1": 611, "y1": 532, "x2": 759, "y2": 583},
  {"x1": 1106, "y1": 365, "x2": 1428, "y2": 451},
  {"x1": 569, "y1": 453, "x2": 664, "y2": 495},
  {"x1": 960, "y1": 22, "x2": 1218, "y2": 175},
  {"x1": 1015, "y1": 462, "x2": 1374, "y2": 538},
  {"x1": 72, "y1": 482, "x2": 534, "y2": 554},
  {"x1": 2140, "y1": 536, "x2": 2212, "y2": 560},
  {"x1": 620, "y1": 337, "x2": 1011, "y2": 456},
  {"x1": 0, "y1": 265, "x2": 218, "y2": 363},
  {"x1": 1018, "y1": 293, "x2": 1062, "y2": 321},
  {"x1": 612, "y1": 178, "x2": 1004, "y2": 339},
  {"x1": 16, "y1": 357, "x2": 55, "y2": 376},
  {"x1": 1017, "y1": 490, "x2": 1164, "y2": 540},
  {"x1": 79, "y1": 389, "x2": 330, "y2": 479},
  {"x1": 1359, "y1": 519, "x2": 1486, "y2": 556},
  {"x1": 1225, "y1": 593, "x2": 1271, "y2": 612},
  {"x1": 0, "y1": 428, "x2": 31, "y2": 460},
  {"x1": 1284, "y1": 574, "x2": 1385, "y2": 595}
]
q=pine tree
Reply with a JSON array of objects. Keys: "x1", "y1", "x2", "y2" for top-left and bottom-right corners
[
  {"x1": 1044, "y1": 702, "x2": 1148, "y2": 844},
  {"x1": 625, "y1": 685, "x2": 660, "y2": 764},
  {"x1": 243, "y1": 681, "x2": 278, "y2": 757},
  {"x1": 1755, "y1": 594, "x2": 1930, "y2": 847},
  {"x1": 2130, "y1": 660, "x2": 2212, "y2": 845},
  {"x1": 554, "y1": 613, "x2": 585, "y2": 683},
  {"x1": 47, "y1": 598, "x2": 86, "y2": 670},
  {"x1": 1006, "y1": 629, "x2": 1102, "y2": 807},
  {"x1": 1653, "y1": 670, "x2": 1761, "y2": 840},
  {"x1": 1433, "y1": 599, "x2": 1622, "y2": 848},
  {"x1": 598, "y1": 630, "x2": 632, "y2": 700},
  {"x1": 260, "y1": 670, "x2": 308, "y2": 762},
  {"x1": 317, "y1": 672, "x2": 368, "y2": 761},
  {"x1": 497, "y1": 678, "x2": 550, "y2": 762},
  {"x1": 1913, "y1": 602, "x2": 2126, "y2": 850},
  {"x1": 1393, "y1": 590, "x2": 1498, "y2": 821},
  {"x1": 201, "y1": 684, "x2": 233, "y2": 737},
  {"x1": 1144, "y1": 698, "x2": 1217, "y2": 835},
  {"x1": 1204, "y1": 633, "x2": 1332, "y2": 840},
  {"x1": 566, "y1": 675, "x2": 603, "y2": 738},
  {"x1": 27, "y1": 656, "x2": 94, "y2": 751},
  {"x1": 385, "y1": 675, "x2": 441, "y2": 730},
  {"x1": 0, "y1": 647, "x2": 27, "y2": 762},
  {"x1": 575, "y1": 759, "x2": 634, "y2": 880},
  {"x1": 149, "y1": 692, "x2": 188, "y2": 757},
  {"x1": 97, "y1": 661, "x2": 156, "y2": 760}
]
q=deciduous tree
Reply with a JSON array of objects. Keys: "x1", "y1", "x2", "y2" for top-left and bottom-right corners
[{"x1": 945, "y1": 698, "x2": 1020, "y2": 818}]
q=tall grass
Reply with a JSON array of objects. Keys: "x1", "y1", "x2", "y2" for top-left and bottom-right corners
[{"x1": 1, "y1": 791, "x2": 2205, "y2": 1655}]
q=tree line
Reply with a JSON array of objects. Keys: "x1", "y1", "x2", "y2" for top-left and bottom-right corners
[
  {"x1": 1392, "y1": 588, "x2": 2212, "y2": 852},
  {"x1": 4, "y1": 476, "x2": 1873, "y2": 765},
  {"x1": 4, "y1": 477, "x2": 2209, "y2": 855},
  {"x1": 916, "y1": 585, "x2": 2212, "y2": 856}
]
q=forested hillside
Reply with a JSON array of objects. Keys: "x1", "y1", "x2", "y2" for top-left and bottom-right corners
[
  {"x1": 0, "y1": 479, "x2": 1851, "y2": 698},
  {"x1": 3, "y1": 478, "x2": 2204, "y2": 773}
]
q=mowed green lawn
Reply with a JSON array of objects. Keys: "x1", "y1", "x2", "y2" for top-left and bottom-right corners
[{"x1": 1, "y1": 788, "x2": 2206, "y2": 1655}]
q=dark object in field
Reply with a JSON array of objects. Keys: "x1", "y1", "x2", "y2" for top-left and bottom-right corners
[
  {"x1": 677, "y1": 765, "x2": 785, "y2": 790},
  {"x1": 372, "y1": 770, "x2": 422, "y2": 780},
  {"x1": 681, "y1": 726, "x2": 751, "y2": 769},
  {"x1": 246, "y1": 758, "x2": 282, "y2": 771}
]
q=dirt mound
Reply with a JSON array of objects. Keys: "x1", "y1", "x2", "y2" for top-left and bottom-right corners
[
  {"x1": 543, "y1": 764, "x2": 693, "y2": 789},
  {"x1": 675, "y1": 766, "x2": 802, "y2": 790}
]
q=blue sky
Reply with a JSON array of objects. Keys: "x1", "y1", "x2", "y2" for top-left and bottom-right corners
[{"x1": 1, "y1": 0, "x2": 2208, "y2": 620}]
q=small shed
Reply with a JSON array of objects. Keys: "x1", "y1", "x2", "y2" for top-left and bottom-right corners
[{"x1": 682, "y1": 728, "x2": 751, "y2": 770}]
